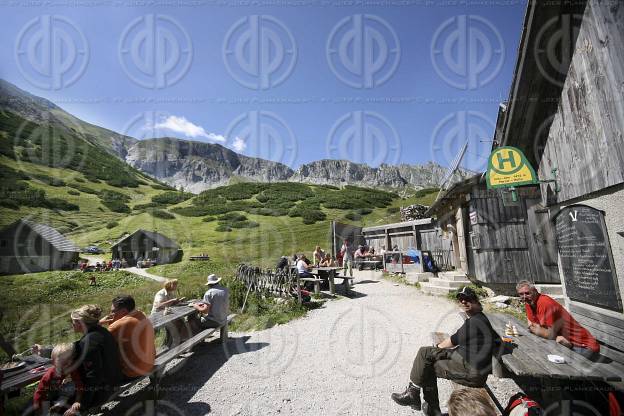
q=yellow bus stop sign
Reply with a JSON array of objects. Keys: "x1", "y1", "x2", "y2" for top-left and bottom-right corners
[{"x1": 486, "y1": 146, "x2": 538, "y2": 189}]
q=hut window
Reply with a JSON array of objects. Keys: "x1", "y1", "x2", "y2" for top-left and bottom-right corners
[{"x1": 0, "y1": 240, "x2": 6, "y2": 247}]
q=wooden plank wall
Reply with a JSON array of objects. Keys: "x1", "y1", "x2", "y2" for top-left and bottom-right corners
[
  {"x1": 469, "y1": 186, "x2": 549, "y2": 284},
  {"x1": 538, "y1": 1, "x2": 624, "y2": 204}
]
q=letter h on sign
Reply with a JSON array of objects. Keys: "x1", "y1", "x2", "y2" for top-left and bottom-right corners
[{"x1": 496, "y1": 150, "x2": 516, "y2": 170}]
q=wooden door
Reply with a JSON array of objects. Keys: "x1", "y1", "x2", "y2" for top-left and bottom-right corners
[{"x1": 526, "y1": 202, "x2": 560, "y2": 283}]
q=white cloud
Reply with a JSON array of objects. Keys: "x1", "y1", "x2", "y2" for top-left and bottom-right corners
[
  {"x1": 154, "y1": 115, "x2": 225, "y2": 142},
  {"x1": 206, "y1": 132, "x2": 226, "y2": 143},
  {"x1": 231, "y1": 137, "x2": 246, "y2": 153}
]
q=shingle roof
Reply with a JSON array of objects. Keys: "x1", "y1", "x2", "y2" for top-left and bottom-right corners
[
  {"x1": 112, "y1": 229, "x2": 180, "y2": 249},
  {"x1": 22, "y1": 220, "x2": 80, "y2": 252}
]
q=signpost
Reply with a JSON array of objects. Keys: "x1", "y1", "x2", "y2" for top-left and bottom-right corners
[{"x1": 486, "y1": 146, "x2": 538, "y2": 190}]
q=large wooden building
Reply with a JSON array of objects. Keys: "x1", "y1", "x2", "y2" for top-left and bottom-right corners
[
  {"x1": 110, "y1": 230, "x2": 182, "y2": 266},
  {"x1": 425, "y1": 175, "x2": 560, "y2": 291},
  {"x1": 495, "y1": 0, "x2": 624, "y2": 318},
  {"x1": 0, "y1": 220, "x2": 80, "y2": 275}
]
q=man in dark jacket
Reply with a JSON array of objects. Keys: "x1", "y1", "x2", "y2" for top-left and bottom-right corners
[{"x1": 391, "y1": 287, "x2": 500, "y2": 416}]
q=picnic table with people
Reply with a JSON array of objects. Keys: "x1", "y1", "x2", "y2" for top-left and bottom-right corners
[{"x1": 1, "y1": 273, "x2": 234, "y2": 415}]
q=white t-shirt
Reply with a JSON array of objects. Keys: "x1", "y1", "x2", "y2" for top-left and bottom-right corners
[
  {"x1": 296, "y1": 259, "x2": 308, "y2": 274},
  {"x1": 151, "y1": 288, "x2": 174, "y2": 314}
]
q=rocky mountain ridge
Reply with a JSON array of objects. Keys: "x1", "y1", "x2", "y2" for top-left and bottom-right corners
[{"x1": 1, "y1": 79, "x2": 470, "y2": 194}]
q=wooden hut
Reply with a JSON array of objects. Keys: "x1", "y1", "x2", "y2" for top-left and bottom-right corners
[
  {"x1": 111, "y1": 230, "x2": 182, "y2": 266},
  {"x1": 0, "y1": 219, "x2": 80, "y2": 274},
  {"x1": 425, "y1": 175, "x2": 560, "y2": 292}
]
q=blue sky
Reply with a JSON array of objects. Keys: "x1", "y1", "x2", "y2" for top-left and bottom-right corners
[{"x1": 1, "y1": 1, "x2": 527, "y2": 171}]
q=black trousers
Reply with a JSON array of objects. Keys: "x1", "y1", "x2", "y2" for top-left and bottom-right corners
[{"x1": 409, "y1": 346, "x2": 487, "y2": 410}]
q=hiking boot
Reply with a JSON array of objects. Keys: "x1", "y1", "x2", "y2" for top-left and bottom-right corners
[
  {"x1": 390, "y1": 383, "x2": 421, "y2": 409},
  {"x1": 422, "y1": 401, "x2": 442, "y2": 416}
]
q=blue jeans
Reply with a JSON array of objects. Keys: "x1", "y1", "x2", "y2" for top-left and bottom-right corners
[{"x1": 572, "y1": 346, "x2": 600, "y2": 360}]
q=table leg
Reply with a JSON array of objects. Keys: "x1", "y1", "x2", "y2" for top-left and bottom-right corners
[{"x1": 329, "y1": 271, "x2": 336, "y2": 295}]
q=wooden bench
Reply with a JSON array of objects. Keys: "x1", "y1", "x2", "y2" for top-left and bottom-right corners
[
  {"x1": 357, "y1": 260, "x2": 382, "y2": 271},
  {"x1": 100, "y1": 314, "x2": 236, "y2": 410},
  {"x1": 189, "y1": 255, "x2": 210, "y2": 261},
  {"x1": 299, "y1": 277, "x2": 323, "y2": 295},
  {"x1": 567, "y1": 303, "x2": 624, "y2": 392}
]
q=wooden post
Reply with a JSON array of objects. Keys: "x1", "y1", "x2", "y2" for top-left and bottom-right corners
[
  {"x1": 329, "y1": 270, "x2": 336, "y2": 295},
  {"x1": 296, "y1": 273, "x2": 302, "y2": 304}
]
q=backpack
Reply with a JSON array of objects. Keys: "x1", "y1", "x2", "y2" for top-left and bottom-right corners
[{"x1": 504, "y1": 393, "x2": 543, "y2": 416}]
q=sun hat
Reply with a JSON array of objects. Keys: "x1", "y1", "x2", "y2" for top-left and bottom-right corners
[{"x1": 205, "y1": 274, "x2": 222, "y2": 285}]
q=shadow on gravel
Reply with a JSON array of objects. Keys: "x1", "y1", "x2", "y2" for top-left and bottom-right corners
[
  {"x1": 354, "y1": 280, "x2": 380, "y2": 285},
  {"x1": 344, "y1": 290, "x2": 367, "y2": 299},
  {"x1": 106, "y1": 336, "x2": 266, "y2": 415}
]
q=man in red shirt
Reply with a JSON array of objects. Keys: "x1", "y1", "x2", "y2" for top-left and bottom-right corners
[{"x1": 516, "y1": 280, "x2": 600, "y2": 359}]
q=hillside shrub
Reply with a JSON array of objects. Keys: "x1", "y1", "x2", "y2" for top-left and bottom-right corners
[
  {"x1": 31, "y1": 174, "x2": 65, "y2": 187},
  {"x1": 230, "y1": 220, "x2": 259, "y2": 229},
  {"x1": 215, "y1": 224, "x2": 232, "y2": 232},
  {"x1": 345, "y1": 212, "x2": 362, "y2": 221},
  {"x1": 171, "y1": 206, "x2": 213, "y2": 217},
  {"x1": 100, "y1": 190, "x2": 131, "y2": 213},
  {"x1": 106, "y1": 221, "x2": 119, "y2": 229},
  {"x1": 68, "y1": 184, "x2": 98, "y2": 194},
  {"x1": 149, "y1": 209, "x2": 175, "y2": 220},
  {"x1": 414, "y1": 187, "x2": 439, "y2": 198},
  {"x1": 133, "y1": 202, "x2": 161, "y2": 210},
  {"x1": 152, "y1": 191, "x2": 193, "y2": 205},
  {"x1": 218, "y1": 213, "x2": 248, "y2": 222},
  {"x1": 387, "y1": 207, "x2": 400, "y2": 214},
  {"x1": 67, "y1": 189, "x2": 80, "y2": 196},
  {"x1": 202, "y1": 216, "x2": 216, "y2": 222}
]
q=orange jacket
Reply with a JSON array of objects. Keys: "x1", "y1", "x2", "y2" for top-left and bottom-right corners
[{"x1": 108, "y1": 310, "x2": 156, "y2": 378}]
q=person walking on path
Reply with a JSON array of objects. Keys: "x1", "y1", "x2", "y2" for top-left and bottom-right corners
[{"x1": 340, "y1": 240, "x2": 354, "y2": 278}]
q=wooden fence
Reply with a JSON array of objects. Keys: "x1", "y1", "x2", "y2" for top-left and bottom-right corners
[{"x1": 235, "y1": 264, "x2": 296, "y2": 298}]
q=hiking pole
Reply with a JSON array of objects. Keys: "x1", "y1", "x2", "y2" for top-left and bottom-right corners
[{"x1": 240, "y1": 284, "x2": 252, "y2": 314}]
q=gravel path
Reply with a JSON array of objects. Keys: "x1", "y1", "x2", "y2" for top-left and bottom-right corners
[
  {"x1": 151, "y1": 276, "x2": 519, "y2": 415},
  {"x1": 123, "y1": 266, "x2": 166, "y2": 282}
]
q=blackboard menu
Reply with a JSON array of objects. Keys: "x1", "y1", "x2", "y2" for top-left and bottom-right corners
[{"x1": 555, "y1": 205, "x2": 622, "y2": 311}]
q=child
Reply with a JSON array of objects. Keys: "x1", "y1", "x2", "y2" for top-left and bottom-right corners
[{"x1": 33, "y1": 343, "x2": 84, "y2": 415}]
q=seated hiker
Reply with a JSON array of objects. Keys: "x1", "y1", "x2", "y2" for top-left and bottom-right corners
[
  {"x1": 354, "y1": 245, "x2": 366, "y2": 261},
  {"x1": 319, "y1": 253, "x2": 335, "y2": 267},
  {"x1": 29, "y1": 343, "x2": 84, "y2": 416},
  {"x1": 296, "y1": 255, "x2": 314, "y2": 278},
  {"x1": 151, "y1": 279, "x2": 181, "y2": 314},
  {"x1": 100, "y1": 295, "x2": 155, "y2": 381},
  {"x1": 312, "y1": 246, "x2": 325, "y2": 266},
  {"x1": 391, "y1": 287, "x2": 500, "y2": 416},
  {"x1": 516, "y1": 280, "x2": 600, "y2": 358},
  {"x1": 69, "y1": 305, "x2": 122, "y2": 410},
  {"x1": 193, "y1": 274, "x2": 230, "y2": 329},
  {"x1": 276, "y1": 256, "x2": 289, "y2": 271}
]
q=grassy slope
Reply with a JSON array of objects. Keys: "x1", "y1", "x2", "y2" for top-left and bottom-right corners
[{"x1": 0, "y1": 155, "x2": 169, "y2": 244}]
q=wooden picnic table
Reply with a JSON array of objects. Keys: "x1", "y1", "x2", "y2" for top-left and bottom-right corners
[
  {"x1": 487, "y1": 313, "x2": 624, "y2": 383},
  {"x1": 148, "y1": 301, "x2": 199, "y2": 330},
  {"x1": 1, "y1": 304, "x2": 197, "y2": 408},
  {"x1": 312, "y1": 267, "x2": 350, "y2": 295},
  {"x1": 1, "y1": 355, "x2": 52, "y2": 403},
  {"x1": 189, "y1": 255, "x2": 210, "y2": 261}
]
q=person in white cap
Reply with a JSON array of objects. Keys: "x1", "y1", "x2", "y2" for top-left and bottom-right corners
[{"x1": 192, "y1": 274, "x2": 230, "y2": 328}]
